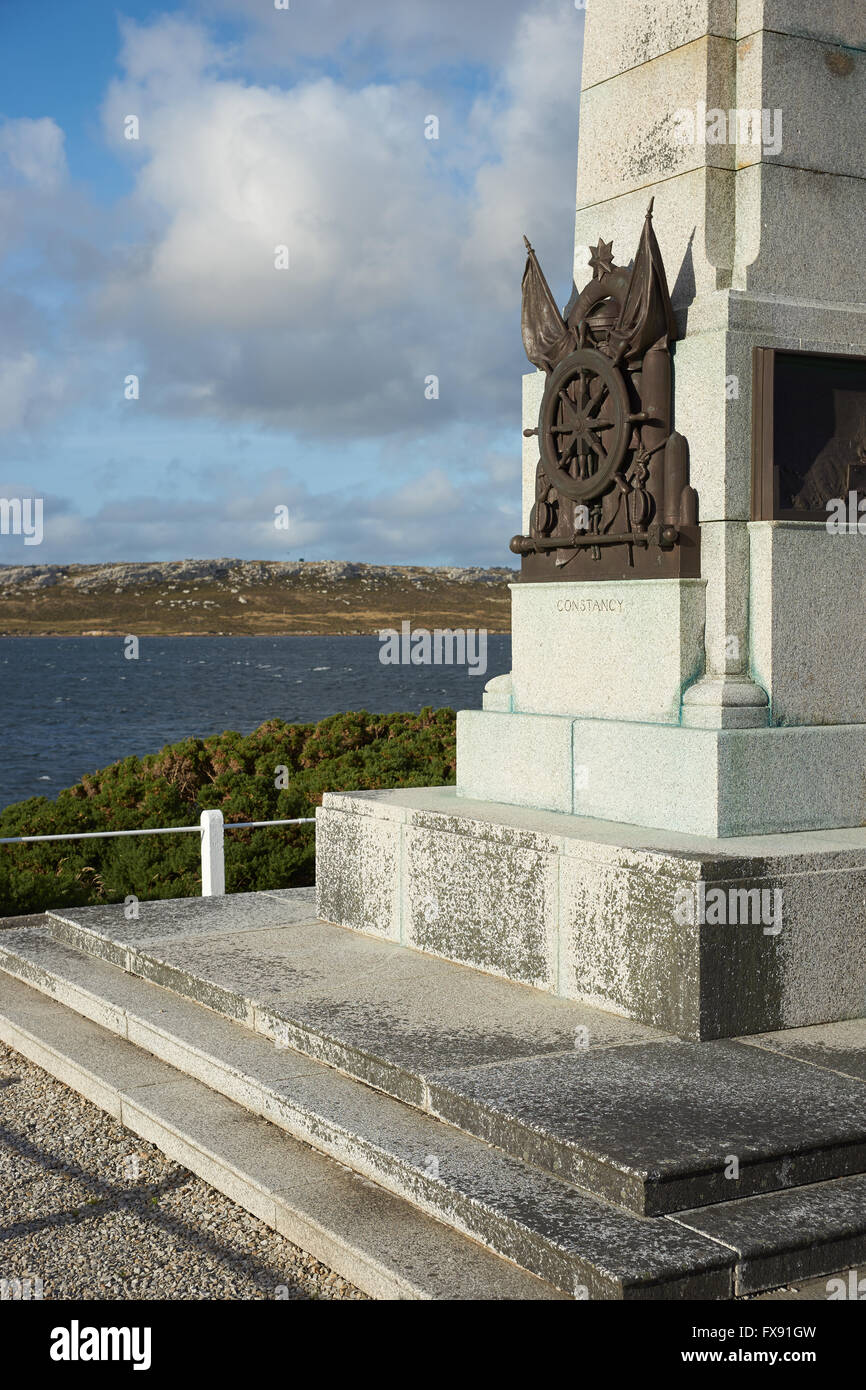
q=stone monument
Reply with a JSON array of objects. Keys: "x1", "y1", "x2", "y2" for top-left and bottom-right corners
[{"x1": 317, "y1": 0, "x2": 866, "y2": 1041}]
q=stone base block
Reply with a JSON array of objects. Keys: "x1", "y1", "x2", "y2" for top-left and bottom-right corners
[
  {"x1": 315, "y1": 787, "x2": 866, "y2": 1040},
  {"x1": 509, "y1": 579, "x2": 706, "y2": 723},
  {"x1": 457, "y1": 709, "x2": 866, "y2": 837}
]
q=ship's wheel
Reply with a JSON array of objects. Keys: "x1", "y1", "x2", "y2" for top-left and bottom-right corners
[{"x1": 538, "y1": 347, "x2": 630, "y2": 502}]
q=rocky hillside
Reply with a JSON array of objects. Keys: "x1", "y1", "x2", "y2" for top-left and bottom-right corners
[{"x1": 0, "y1": 559, "x2": 514, "y2": 636}]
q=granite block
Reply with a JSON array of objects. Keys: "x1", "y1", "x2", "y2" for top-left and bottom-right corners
[
  {"x1": 427, "y1": 1040, "x2": 866, "y2": 1215},
  {"x1": 672, "y1": 1174, "x2": 866, "y2": 1294}
]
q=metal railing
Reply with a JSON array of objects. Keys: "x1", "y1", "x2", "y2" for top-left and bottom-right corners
[{"x1": 0, "y1": 809, "x2": 315, "y2": 897}]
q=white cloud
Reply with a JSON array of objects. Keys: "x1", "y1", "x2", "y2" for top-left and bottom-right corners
[
  {"x1": 0, "y1": 2, "x2": 586, "y2": 566},
  {"x1": 461, "y1": 5, "x2": 584, "y2": 308},
  {"x1": 0, "y1": 117, "x2": 67, "y2": 192},
  {"x1": 0, "y1": 450, "x2": 518, "y2": 568},
  {"x1": 0, "y1": 353, "x2": 75, "y2": 432},
  {"x1": 0, "y1": 353, "x2": 41, "y2": 431},
  {"x1": 80, "y1": 7, "x2": 582, "y2": 441},
  {"x1": 204, "y1": 0, "x2": 534, "y2": 75}
]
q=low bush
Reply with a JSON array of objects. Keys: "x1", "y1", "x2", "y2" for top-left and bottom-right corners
[{"x1": 0, "y1": 708, "x2": 456, "y2": 915}]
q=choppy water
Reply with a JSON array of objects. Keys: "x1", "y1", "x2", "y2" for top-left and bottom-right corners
[{"x1": 0, "y1": 634, "x2": 511, "y2": 809}]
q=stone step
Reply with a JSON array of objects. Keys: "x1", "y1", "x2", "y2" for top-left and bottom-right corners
[
  {"x1": 0, "y1": 970, "x2": 562, "y2": 1302},
  {"x1": 4, "y1": 922, "x2": 866, "y2": 1299},
  {"x1": 671, "y1": 1175, "x2": 866, "y2": 1298},
  {"x1": 36, "y1": 892, "x2": 866, "y2": 1217},
  {"x1": 0, "y1": 923, "x2": 735, "y2": 1299}
]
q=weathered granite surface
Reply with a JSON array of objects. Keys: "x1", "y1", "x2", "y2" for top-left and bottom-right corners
[
  {"x1": 0, "y1": 928, "x2": 732, "y2": 1298},
  {"x1": 427, "y1": 1040, "x2": 866, "y2": 1214},
  {"x1": 672, "y1": 1173, "x2": 866, "y2": 1295},
  {"x1": 749, "y1": 524, "x2": 866, "y2": 727},
  {"x1": 315, "y1": 787, "x2": 866, "y2": 1038},
  {"x1": 0, "y1": 968, "x2": 562, "y2": 1300},
  {"x1": 9, "y1": 905, "x2": 866, "y2": 1209},
  {"x1": 554, "y1": 0, "x2": 866, "y2": 749},
  {"x1": 509, "y1": 580, "x2": 706, "y2": 724},
  {"x1": 743, "y1": 1018, "x2": 866, "y2": 1083}
]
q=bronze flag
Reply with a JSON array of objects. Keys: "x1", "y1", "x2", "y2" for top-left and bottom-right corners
[
  {"x1": 608, "y1": 200, "x2": 678, "y2": 364},
  {"x1": 521, "y1": 236, "x2": 573, "y2": 373}
]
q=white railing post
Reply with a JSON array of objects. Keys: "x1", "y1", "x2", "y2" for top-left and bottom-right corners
[{"x1": 200, "y1": 809, "x2": 225, "y2": 897}]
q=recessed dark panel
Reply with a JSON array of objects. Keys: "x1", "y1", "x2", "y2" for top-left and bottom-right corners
[{"x1": 752, "y1": 349, "x2": 866, "y2": 521}]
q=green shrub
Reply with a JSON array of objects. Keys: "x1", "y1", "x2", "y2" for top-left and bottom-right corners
[{"x1": 0, "y1": 708, "x2": 456, "y2": 916}]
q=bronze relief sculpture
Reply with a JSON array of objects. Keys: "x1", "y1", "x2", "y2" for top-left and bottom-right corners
[{"x1": 511, "y1": 201, "x2": 700, "y2": 581}]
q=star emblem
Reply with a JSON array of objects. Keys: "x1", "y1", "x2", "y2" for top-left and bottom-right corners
[{"x1": 588, "y1": 238, "x2": 615, "y2": 280}]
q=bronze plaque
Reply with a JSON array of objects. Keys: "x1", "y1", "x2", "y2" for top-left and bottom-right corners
[{"x1": 752, "y1": 348, "x2": 866, "y2": 521}]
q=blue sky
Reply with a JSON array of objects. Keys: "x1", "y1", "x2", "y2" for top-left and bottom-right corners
[{"x1": 0, "y1": 0, "x2": 584, "y2": 567}]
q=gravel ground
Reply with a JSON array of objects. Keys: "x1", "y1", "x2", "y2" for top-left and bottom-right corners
[{"x1": 0, "y1": 1039, "x2": 367, "y2": 1301}]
